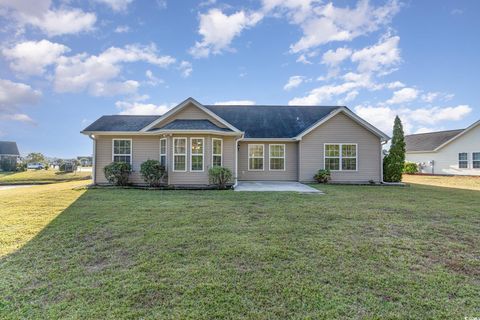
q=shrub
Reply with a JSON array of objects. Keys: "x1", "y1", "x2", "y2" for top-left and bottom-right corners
[
  {"x1": 104, "y1": 162, "x2": 131, "y2": 186},
  {"x1": 59, "y1": 162, "x2": 76, "y2": 173},
  {"x1": 16, "y1": 162, "x2": 27, "y2": 172},
  {"x1": 403, "y1": 162, "x2": 418, "y2": 174},
  {"x1": 208, "y1": 166, "x2": 233, "y2": 189},
  {"x1": 314, "y1": 169, "x2": 331, "y2": 183},
  {"x1": 140, "y1": 160, "x2": 167, "y2": 187}
]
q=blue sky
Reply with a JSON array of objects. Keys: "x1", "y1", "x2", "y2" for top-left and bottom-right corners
[{"x1": 0, "y1": 0, "x2": 478, "y2": 158}]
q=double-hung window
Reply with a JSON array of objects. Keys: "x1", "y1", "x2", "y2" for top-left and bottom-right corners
[
  {"x1": 324, "y1": 144, "x2": 357, "y2": 171},
  {"x1": 159, "y1": 138, "x2": 167, "y2": 167},
  {"x1": 212, "y1": 138, "x2": 223, "y2": 167},
  {"x1": 248, "y1": 144, "x2": 264, "y2": 170},
  {"x1": 269, "y1": 144, "x2": 285, "y2": 170},
  {"x1": 191, "y1": 138, "x2": 204, "y2": 171},
  {"x1": 473, "y1": 152, "x2": 480, "y2": 169},
  {"x1": 173, "y1": 138, "x2": 187, "y2": 171},
  {"x1": 112, "y1": 139, "x2": 132, "y2": 164},
  {"x1": 458, "y1": 152, "x2": 468, "y2": 169}
]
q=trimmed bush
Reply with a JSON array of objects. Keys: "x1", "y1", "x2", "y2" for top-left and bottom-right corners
[
  {"x1": 314, "y1": 169, "x2": 331, "y2": 183},
  {"x1": 404, "y1": 162, "x2": 418, "y2": 174},
  {"x1": 104, "y1": 162, "x2": 131, "y2": 186},
  {"x1": 208, "y1": 166, "x2": 233, "y2": 189},
  {"x1": 140, "y1": 160, "x2": 167, "y2": 187}
]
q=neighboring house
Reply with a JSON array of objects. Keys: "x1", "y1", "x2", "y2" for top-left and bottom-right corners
[
  {"x1": 405, "y1": 120, "x2": 480, "y2": 176},
  {"x1": 77, "y1": 156, "x2": 93, "y2": 166},
  {"x1": 81, "y1": 98, "x2": 389, "y2": 186},
  {"x1": 0, "y1": 141, "x2": 20, "y2": 172}
]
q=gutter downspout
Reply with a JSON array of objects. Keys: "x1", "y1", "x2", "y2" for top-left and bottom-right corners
[
  {"x1": 233, "y1": 133, "x2": 244, "y2": 188},
  {"x1": 380, "y1": 139, "x2": 387, "y2": 184},
  {"x1": 88, "y1": 134, "x2": 96, "y2": 185}
]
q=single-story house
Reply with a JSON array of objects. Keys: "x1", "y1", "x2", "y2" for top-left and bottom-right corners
[
  {"x1": 0, "y1": 141, "x2": 20, "y2": 172},
  {"x1": 81, "y1": 98, "x2": 389, "y2": 186},
  {"x1": 405, "y1": 120, "x2": 480, "y2": 176}
]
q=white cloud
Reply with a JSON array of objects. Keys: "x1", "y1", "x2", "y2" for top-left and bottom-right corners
[
  {"x1": 283, "y1": 75, "x2": 305, "y2": 91},
  {"x1": 0, "y1": 0, "x2": 97, "y2": 36},
  {"x1": 321, "y1": 47, "x2": 352, "y2": 66},
  {"x1": 179, "y1": 61, "x2": 193, "y2": 77},
  {"x1": 288, "y1": 0, "x2": 400, "y2": 53},
  {"x1": 421, "y1": 91, "x2": 454, "y2": 103},
  {"x1": 95, "y1": 0, "x2": 133, "y2": 12},
  {"x1": 189, "y1": 8, "x2": 263, "y2": 58},
  {"x1": 2, "y1": 39, "x2": 70, "y2": 76},
  {"x1": 115, "y1": 101, "x2": 173, "y2": 115},
  {"x1": 114, "y1": 25, "x2": 130, "y2": 33},
  {"x1": 386, "y1": 87, "x2": 418, "y2": 104},
  {"x1": 53, "y1": 44, "x2": 175, "y2": 95},
  {"x1": 351, "y1": 35, "x2": 401, "y2": 74},
  {"x1": 214, "y1": 100, "x2": 255, "y2": 105},
  {"x1": 354, "y1": 104, "x2": 472, "y2": 134},
  {"x1": 386, "y1": 81, "x2": 405, "y2": 89},
  {"x1": 2, "y1": 113, "x2": 35, "y2": 124},
  {"x1": 289, "y1": 72, "x2": 377, "y2": 105},
  {"x1": 0, "y1": 79, "x2": 41, "y2": 112},
  {"x1": 145, "y1": 70, "x2": 163, "y2": 86},
  {"x1": 296, "y1": 54, "x2": 312, "y2": 64}
]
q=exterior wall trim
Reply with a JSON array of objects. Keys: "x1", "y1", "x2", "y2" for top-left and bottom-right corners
[{"x1": 141, "y1": 97, "x2": 242, "y2": 133}]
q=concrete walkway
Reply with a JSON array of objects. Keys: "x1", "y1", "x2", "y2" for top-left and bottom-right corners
[
  {"x1": 0, "y1": 185, "x2": 33, "y2": 191},
  {"x1": 235, "y1": 181, "x2": 322, "y2": 193}
]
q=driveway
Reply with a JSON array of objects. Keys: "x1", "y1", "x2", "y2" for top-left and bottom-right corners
[
  {"x1": 0, "y1": 185, "x2": 33, "y2": 191},
  {"x1": 235, "y1": 181, "x2": 322, "y2": 193}
]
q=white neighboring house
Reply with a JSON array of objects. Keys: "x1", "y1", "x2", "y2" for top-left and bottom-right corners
[{"x1": 405, "y1": 120, "x2": 480, "y2": 176}]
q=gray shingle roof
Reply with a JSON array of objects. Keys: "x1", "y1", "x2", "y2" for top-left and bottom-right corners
[
  {"x1": 149, "y1": 119, "x2": 233, "y2": 132},
  {"x1": 204, "y1": 105, "x2": 341, "y2": 138},
  {"x1": 0, "y1": 141, "x2": 20, "y2": 155},
  {"x1": 82, "y1": 115, "x2": 161, "y2": 132},
  {"x1": 405, "y1": 129, "x2": 464, "y2": 152}
]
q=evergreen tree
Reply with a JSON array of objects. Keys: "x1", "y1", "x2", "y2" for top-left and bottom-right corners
[{"x1": 383, "y1": 116, "x2": 406, "y2": 182}]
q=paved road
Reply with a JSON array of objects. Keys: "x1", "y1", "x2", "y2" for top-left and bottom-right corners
[{"x1": 0, "y1": 185, "x2": 34, "y2": 191}]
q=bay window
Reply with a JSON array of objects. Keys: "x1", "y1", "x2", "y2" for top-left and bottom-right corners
[
  {"x1": 191, "y1": 138, "x2": 204, "y2": 171},
  {"x1": 173, "y1": 138, "x2": 187, "y2": 171}
]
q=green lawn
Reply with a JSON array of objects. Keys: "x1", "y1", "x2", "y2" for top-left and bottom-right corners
[
  {"x1": 0, "y1": 169, "x2": 91, "y2": 185},
  {"x1": 0, "y1": 182, "x2": 479, "y2": 319}
]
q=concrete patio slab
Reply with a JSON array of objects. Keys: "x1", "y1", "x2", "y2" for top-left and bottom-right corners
[{"x1": 235, "y1": 181, "x2": 322, "y2": 193}]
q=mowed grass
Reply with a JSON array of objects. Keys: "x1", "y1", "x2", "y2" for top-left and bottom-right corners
[
  {"x1": 0, "y1": 169, "x2": 91, "y2": 185},
  {"x1": 403, "y1": 174, "x2": 480, "y2": 191},
  {"x1": 0, "y1": 182, "x2": 479, "y2": 319}
]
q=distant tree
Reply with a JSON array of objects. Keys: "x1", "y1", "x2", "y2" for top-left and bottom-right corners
[
  {"x1": 383, "y1": 116, "x2": 406, "y2": 182},
  {"x1": 25, "y1": 152, "x2": 46, "y2": 164}
]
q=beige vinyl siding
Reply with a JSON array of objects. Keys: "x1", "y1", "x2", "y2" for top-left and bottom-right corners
[
  {"x1": 237, "y1": 142, "x2": 298, "y2": 181},
  {"x1": 166, "y1": 135, "x2": 236, "y2": 185},
  {"x1": 95, "y1": 135, "x2": 160, "y2": 184},
  {"x1": 95, "y1": 134, "x2": 236, "y2": 185},
  {"x1": 299, "y1": 112, "x2": 381, "y2": 183},
  {"x1": 150, "y1": 103, "x2": 227, "y2": 129}
]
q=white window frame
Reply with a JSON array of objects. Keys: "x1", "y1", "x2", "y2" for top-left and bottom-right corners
[
  {"x1": 323, "y1": 143, "x2": 358, "y2": 172},
  {"x1": 112, "y1": 139, "x2": 132, "y2": 164},
  {"x1": 173, "y1": 137, "x2": 187, "y2": 172},
  {"x1": 248, "y1": 144, "x2": 264, "y2": 171},
  {"x1": 473, "y1": 152, "x2": 480, "y2": 169},
  {"x1": 159, "y1": 138, "x2": 167, "y2": 168},
  {"x1": 269, "y1": 144, "x2": 286, "y2": 171},
  {"x1": 458, "y1": 152, "x2": 468, "y2": 169},
  {"x1": 212, "y1": 138, "x2": 223, "y2": 167},
  {"x1": 190, "y1": 137, "x2": 205, "y2": 172}
]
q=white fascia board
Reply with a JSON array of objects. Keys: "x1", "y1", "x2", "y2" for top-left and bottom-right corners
[
  {"x1": 295, "y1": 107, "x2": 390, "y2": 142},
  {"x1": 434, "y1": 120, "x2": 480, "y2": 151},
  {"x1": 140, "y1": 97, "x2": 241, "y2": 133}
]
